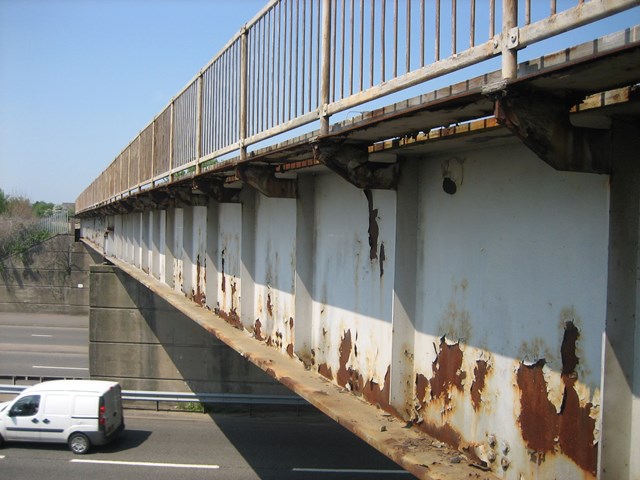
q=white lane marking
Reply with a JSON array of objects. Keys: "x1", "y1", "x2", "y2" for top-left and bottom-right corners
[
  {"x1": 0, "y1": 455, "x2": 5, "y2": 459},
  {"x1": 293, "y1": 468, "x2": 410, "y2": 474},
  {"x1": 70, "y1": 459, "x2": 220, "y2": 469},
  {"x1": 31, "y1": 334, "x2": 53, "y2": 337},
  {"x1": 32, "y1": 365, "x2": 89, "y2": 371}
]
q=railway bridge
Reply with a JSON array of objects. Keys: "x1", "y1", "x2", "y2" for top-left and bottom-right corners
[{"x1": 75, "y1": 1, "x2": 640, "y2": 478}]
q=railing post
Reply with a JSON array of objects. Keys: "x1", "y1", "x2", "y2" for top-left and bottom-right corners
[
  {"x1": 501, "y1": 0, "x2": 518, "y2": 80},
  {"x1": 196, "y1": 75, "x2": 203, "y2": 174},
  {"x1": 320, "y1": 0, "x2": 332, "y2": 135},
  {"x1": 239, "y1": 26, "x2": 249, "y2": 161},
  {"x1": 168, "y1": 103, "x2": 174, "y2": 183}
]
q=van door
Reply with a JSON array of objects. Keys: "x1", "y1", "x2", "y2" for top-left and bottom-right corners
[
  {"x1": 4, "y1": 395, "x2": 41, "y2": 441},
  {"x1": 39, "y1": 394, "x2": 73, "y2": 442}
]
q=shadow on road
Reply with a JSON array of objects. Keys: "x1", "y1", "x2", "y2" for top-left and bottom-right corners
[{"x1": 206, "y1": 407, "x2": 413, "y2": 480}]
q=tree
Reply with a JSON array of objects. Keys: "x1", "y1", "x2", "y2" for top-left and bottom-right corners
[
  {"x1": 0, "y1": 189, "x2": 6, "y2": 215},
  {"x1": 6, "y1": 196, "x2": 32, "y2": 218},
  {"x1": 33, "y1": 201, "x2": 55, "y2": 217}
]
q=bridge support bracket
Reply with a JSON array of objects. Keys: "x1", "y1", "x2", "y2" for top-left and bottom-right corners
[
  {"x1": 312, "y1": 140, "x2": 400, "y2": 190},
  {"x1": 236, "y1": 164, "x2": 297, "y2": 198},
  {"x1": 193, "y1": 177, "x2": 241, "y2": 203},
  {"x1": 493, "y1": 87, "x2": 612, "y2": 174}
]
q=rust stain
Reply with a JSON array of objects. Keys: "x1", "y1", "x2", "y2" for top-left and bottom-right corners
[
  {"x1": 336, "y1": 330, "x2": 357, "y2": 389},
  {"x1": 418, "y1": 421, "x2": 463, "y2": 451},
  {"x1": 362, "y1": 366, "x2": 393, "y2": 413},
  {"x1": 516, "y1": 360, "x2": 557, "y2": 455},
  {"x1": 286, "y1": 343, "x2": 294, "y2": 358},
  {"x1": 430, "y1": 338, "x2": 465, "y2": 405},
  {"x1": 558, "y1": 377, "x2": 597, "y2": 474},
  {"x1": 379, "y1": 242, "x2": 386, "y2": 277},
  {"x1": 216, "y1": 308, "x2": 242, "y2": 330},
  {"x1": 516, "y1": 320, "x2": 597, "y2": 476},
  {"x1": 254, "y1": 319, "x2": 264, "y2": 341},
  {"x1": 266, "y1": 293, "x2": 273, "y2": 316},
  {"x1": 470, "y1": 360, "x2": 489, "y2": 411},
  {"x1": 220, "y1": 249, "x2": 226, "y2": 293},
  {"x1": 192, "y1": 254, "x2": 206, "y2": 306},
  {"x1": 364, "y1": 189, "x2": 379, "y2": 260},
  {"x1": 415, "y1": 373, "x2": 429, "y2": 405},
  {"x1": 318, "y1": 363, "x2": 333, "y2": 380}
]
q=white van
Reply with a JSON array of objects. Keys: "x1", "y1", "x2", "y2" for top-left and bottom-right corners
[{"x1": 0, "y1": 380, "x2": 124, "y2": 454}]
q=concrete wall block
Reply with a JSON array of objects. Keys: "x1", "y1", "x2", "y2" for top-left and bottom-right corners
[
  {"x1": 0, "y1": 285, "x2": 70, "y2": 305},
  {"x1": 89, "y1": 266, "x2": 154, "y2": 309},
  {"x1": 90, "y1": 307, "x2": 219, "y2": 347},
  {"x1": 0, "y1": 269, "x2": 70, "y2": 287}
]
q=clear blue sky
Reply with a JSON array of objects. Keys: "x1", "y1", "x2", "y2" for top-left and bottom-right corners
[
  {"x1": 0, "y1": 1, "x2": 637, "y2": 206},
  {"x1": 0, "y1": 0, "x2": 265, "y2": 205}
]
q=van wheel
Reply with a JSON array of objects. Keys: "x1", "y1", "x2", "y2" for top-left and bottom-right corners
[
  {"x1": 0, "y1": 433, "x2": 4, "y2": 448},
  {"x1": 68, "y1": 433, "x2": 91, "y2": 454}
]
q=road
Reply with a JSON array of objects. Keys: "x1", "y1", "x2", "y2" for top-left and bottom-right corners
[
  {"x1": 0, "y1": 312, "x2": 89, "y2": 378},
  {"x1": 0, "y1": 409, "x2": 412, "y2": 479}
]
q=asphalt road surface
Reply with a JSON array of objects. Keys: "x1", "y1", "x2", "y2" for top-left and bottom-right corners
[
  {"x1": 0, "y1": 409, "x2": 413, "y2": 479},
  {"x1": 0, "y1": 312, "x2": 89, "y2": 379}
]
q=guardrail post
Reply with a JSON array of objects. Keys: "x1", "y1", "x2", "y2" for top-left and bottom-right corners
[
  {"x1": 320, "y1": 0, "x2": 332, "y2": 135},
  {"x1": 501, "y1": 0, "x2": 518, "y2": 80}
]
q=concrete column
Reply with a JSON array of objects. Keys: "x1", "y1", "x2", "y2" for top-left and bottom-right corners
[
  {"x1": 600, "y1": 120, "x2": 640, "y2": 480},
  {"x1": 205, "y1": 199, "x2": 219, "y2": 310},
  {"x1": 389, "y1": 160, "x2": 419, "y2": 420},
  {"x1": 173, "y1": 208, "x2": 184, "y2": 293},
  {"x1": 182, "y1": 206, "x2": 194, "y2": 297},
  {"x1": 240, "y1": 189, "x2": 256, "y2": 329},
  {"x1": 294, "y1": 175, "x2": 316, "y2": 366},
  {"x1": 190, "y1": 204, "x2": 207, "y2": 305}
]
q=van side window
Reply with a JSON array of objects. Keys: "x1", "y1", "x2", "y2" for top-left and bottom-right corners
[{"x1": 10, "y1": 395, "x2": 41, "y2": 417}]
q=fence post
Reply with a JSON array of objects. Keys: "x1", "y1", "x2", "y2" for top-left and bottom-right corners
[
  {"x1": 320, "y1": 0, "x2": 332, "y2": 135},
  {"x1": 501, "y1": 0, "x2": 518, "y2": 80}
]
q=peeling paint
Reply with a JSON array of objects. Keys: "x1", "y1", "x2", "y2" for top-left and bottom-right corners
[
  {"x1": 318, "y1": 363, "x2": 333, "y2": 380},
  {"x1": 429, "y1": 338, "x2": 465, "y2": 406},
  {"x1": 516, "y1": 320, "x2": 598, "y2": 476},
  {"x1": 266, "y1": 292, "x2": 273, "y2": 317},
  {"x1": 336, "y1": 330, "x2": 358, "y2": 390}
]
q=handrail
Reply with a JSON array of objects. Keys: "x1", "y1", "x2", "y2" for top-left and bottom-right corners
[
  {"x1": 75, "y1": 0, "x2": 640, "y2": 214},
  {"x1": 0, "y1": 384, "x2": 307, "y2": 407}
]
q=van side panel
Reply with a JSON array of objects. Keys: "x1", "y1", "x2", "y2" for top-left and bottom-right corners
[
  {"x1": 73, "y1": 396, "x2": 99, "y2": 419},
  {"x1": 40, "y1": 394, "x2": 73, "y2": 442}
]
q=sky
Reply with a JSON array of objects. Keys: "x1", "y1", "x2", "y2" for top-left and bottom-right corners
[
  {"x1": 0, "y1": 1, "x2": 637, "y2": 206},
  {"x1": 0, "y1": 0, "x2": 265, "y2": 204}
]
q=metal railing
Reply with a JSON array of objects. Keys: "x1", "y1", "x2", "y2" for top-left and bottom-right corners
[
  {"x1": 0, "y1": 384, "x2": 307, "y2": 408},
  {"x1": 38, "y1": 209, "x2": 71, "y2": 235},
  {"x1": 76, "y1": 0, "x2": 639, "y2": 213}
]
